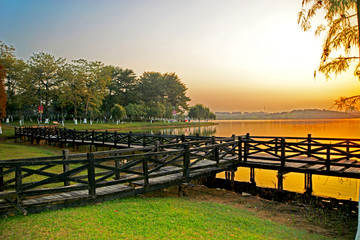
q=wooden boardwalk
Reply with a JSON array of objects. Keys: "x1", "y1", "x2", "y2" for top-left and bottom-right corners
[{"x1": 1, "y1": 127, "x2": 360, "y2": 216}]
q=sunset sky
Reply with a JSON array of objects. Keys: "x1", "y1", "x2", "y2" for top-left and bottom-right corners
[{"x1": 1, "y1": 0, "x2": 360, "y2": 112}]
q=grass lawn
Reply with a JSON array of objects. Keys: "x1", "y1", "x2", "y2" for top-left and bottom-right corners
[
  {"x1": 0, "y1": 143, "x2": 62, "y2": 160},
  {"x1": 0, "y1": 197, "x2": 331, "y2": 240}
]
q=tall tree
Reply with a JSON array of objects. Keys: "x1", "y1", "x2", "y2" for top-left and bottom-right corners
[
  {"x1": 0, "y1": 41, "x2": 26, "y2": 116},
  {"x1": 72, "y1": 59, "x2": 111, "y2": 120},
  {"x1": 27, "y1": 52, "x2": 65, "y2": 118},
  {"x1": 102, "y1": 66, "x2": 138, "y2": 114},
  {"x1": 0, "y1": 64, "x2": 7, "y2": 134},
  {"x1": 137, "y1": 72, "x2": 190, "y2": 114},
  {"x1": 298, "y1": 0, "x2": 360, "y2": 110}
]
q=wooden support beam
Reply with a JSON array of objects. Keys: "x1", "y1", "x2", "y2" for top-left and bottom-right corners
[
  {"x1": 277, "y1": 171, "x2": 284, "y2": 192},
  {"x1": 304, "y1": 173, "x2": 313, "y2": 196},
  {"x1": 250, "y1": 167, "x2": 256, "y2": 186}
]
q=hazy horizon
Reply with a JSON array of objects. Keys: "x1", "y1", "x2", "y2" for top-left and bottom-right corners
[{"x1": 1, "y1": 0, "x2": 360, "y2": 112}]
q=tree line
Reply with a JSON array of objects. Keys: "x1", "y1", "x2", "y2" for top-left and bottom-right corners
[{"x1": 0, "y1": 41, "x2": 215, "y2": 124}]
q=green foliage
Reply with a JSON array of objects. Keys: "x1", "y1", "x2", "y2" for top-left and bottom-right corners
[
  {"x1": 125, "y1": 103, "x2": 146, "y2": 120},
  {"x1": 110, "y1": 104, "x2": 126, "y2": 120},
  {"x1": 299, "y1": 0, "x2": 359, "y2": 79},
  {"x1": 27, "y1": 52, "x2": 66, "y2": 117},
  {"x1": 188, "y1": 104, "x2": 216, "y2": 120},
  {"x1": 0, "y1": 64, "x2": 6, "y2": 120},
  {"x1": 299, "y1": 0, "x2": 360, "y2": 111},
  {"x1": 137, "y1": 72, "x2": 190, "y2": 114},
  {"x1": 0, "y1": 41, "x2": 191, "y2": 122}
]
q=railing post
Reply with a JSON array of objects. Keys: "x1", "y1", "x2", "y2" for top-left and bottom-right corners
[
  {"x1": 275, "y1": 137, "x2": 278, "y2": 155},
  {"x1": 84, "y1": 129, "x2": 88, "y2": 142},
  {"x1": 143, "y1": 134, "x2": 146, "y2": 147},
  {"x1": 63, "y1": 149, "x2": 70, "y2": 186},
  {"x1": 346, "y1": 139, "x2": 350, "y2": 160},
  {"x1": 128, "y1": 131, "x2": 132, "y2": 147},
  {"x1": 326, "y1": 145, "x2": 331, "y2": 171},
  {"x1": 82, "y1": 131, "x2": 85, "y2": 143},
  {"x1": 73, "y1": 128, "x2": 76, "y2": 144},
  {"x1": 56, "y1": 128, "x2": 59, "y2": 143},
  {"x1": 211, "y1": 136, "x2": 216, "y2": 145},
  {"x1": 281, "y1": 138, "x2": 286, "y2": 168},
  {"x1": 238, "y1": 136, "x2": 242, "y2": 163},
  {"x1": 87, "y1": 153, "x2": 96, "y2": 197},
  {"x1": 48, "y1": 127, "x2": 51, "y2": 145},
  {"x1": 231, "y1": 134, "x2": 236, "y2": 156},
  {"x1": 143, "y1": 156, "x2": 149, "y2": 191},
  {"x1": 92, "y1": 130, "x2": 95, "y2": 144},
  {"x1": 103, "y1": 130, "x2": 107, "y2": 144},
  {"x1": 214, "y1": 146, "x2": 220, "y2": 166},
  {"x1": 243, "y1": 134, "x2": 250, "y2": 163},
  {"x1": 183, "y1": 144, "x2": 190, "y2": 182},
  {"x1": 181, "y1": 134, "x2": 186, "y2": 143},
  {"x1": 307, "y1": 134, "x2": 312, "y2": 157},
  {"x1": 154, "y1": 141, "x2": 160, "y2": 167},
  {"x1": 115, "y1": 154, "x2": 120, "y2": 180},
  {"x1": 15, "y1": 165, "x2": 22, "y2": 204},
  {"x1": 114, "y1": 131, "x2": 118, "y2": 147},
  {"x1": 14, "y1": 127, "x2": 18, "y2": 143}
]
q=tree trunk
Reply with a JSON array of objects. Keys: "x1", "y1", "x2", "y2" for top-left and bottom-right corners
[
  {"x1": 357, "y1": 1, "x2": 360, "y2": 59},
  {"x1": 84, "y1": 96, "x2": 90, "y2": 120},
  {"x1": 74, "y1": 101, "x2": 78, "y2": 119}
]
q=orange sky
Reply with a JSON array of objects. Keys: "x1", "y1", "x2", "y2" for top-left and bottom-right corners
[{"x1": 1, "y1": 0, "x2": 360, "y2": 112}]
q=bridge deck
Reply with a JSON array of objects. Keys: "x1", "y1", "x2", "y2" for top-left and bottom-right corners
[
  {"x1": 0, "y1": 158, "x2": 233, "y2": 215},
  {"x1": 3, "y1": 127, "x2": 360, "y2": 216}
]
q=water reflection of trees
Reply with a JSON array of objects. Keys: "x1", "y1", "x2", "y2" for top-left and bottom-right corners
[{"x1": 141, "y1": 125, "x2": 217, "y2": 136}]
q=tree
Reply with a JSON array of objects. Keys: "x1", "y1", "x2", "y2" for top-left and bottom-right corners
[
  {"x1": 298, "y1": 0, "x2": 360, "y2": 110},
  {"x1": 110, "y1": 104, "x2": 126, "y2": 121},
  {"x1": 102, "y1": 66, "x2": 138, "y2": 114},
  {"x1": 71, "y1": 59, "x2": 111, "y2": 120},
  {"x1": 137, "y1": 72, "x2": 190, "y2": 113},
  {"x1": 125, "y1": 103, "x2": 146, "y2": 120},
  {"x1": 27, "y1": 52, "x2": 65, "y2": 118},
  {"x1": 0, "y1": 41, "x2": 27, "y2": 116},
  {"x1": 0, "y1": 64, "x2": 7, "y2": 134},
  {"x1": 188, "y1": 104, "x2": 216, "y2": 121}
]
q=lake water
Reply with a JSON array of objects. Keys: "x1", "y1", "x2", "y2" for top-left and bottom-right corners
[{"x1": 147, "y1": 119, "x2": 360, "y2": 201}]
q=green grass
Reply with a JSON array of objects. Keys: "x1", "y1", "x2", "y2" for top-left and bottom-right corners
[
  {"x1": 0, "y1": 143, "x2": 61, "y2": 160},
  {"x1": 0, "y1": 124, "x2": 16, "y2": 138},
  {"x1": 0, "y1": 197, "x2": 330, "y2": 240}
]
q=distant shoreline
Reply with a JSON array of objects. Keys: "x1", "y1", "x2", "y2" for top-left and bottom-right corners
[{"x1": 215, "y1": 109, "x2": 360, "y2": 120}]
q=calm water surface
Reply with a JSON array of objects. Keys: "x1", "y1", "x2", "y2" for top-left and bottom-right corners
[{"x1": 147, "y1": 119, "x2": 360, "y2": 200}]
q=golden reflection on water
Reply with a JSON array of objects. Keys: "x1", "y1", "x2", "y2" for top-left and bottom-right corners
[{"x1": 212, "y1": 119, "x2": 360, "y2": 201}]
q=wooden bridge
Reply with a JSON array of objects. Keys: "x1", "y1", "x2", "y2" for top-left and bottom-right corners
[{"x1": 1, "y1": 127, "x2": 360, "y2": 216}]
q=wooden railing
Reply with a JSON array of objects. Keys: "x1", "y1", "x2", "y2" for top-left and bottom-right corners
[
  {"x1": 242, "y1": 134, "x2": 360, "y2": 172},
  {"x1": 0, "y1": 140, "x2": 240, "y2": 203},
  {"x1": 15, "y1": 127, "x2": 233, "y2": 148},
  {"x1": 6, "y1": 128, "x2": 360, "y2": 207}
]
